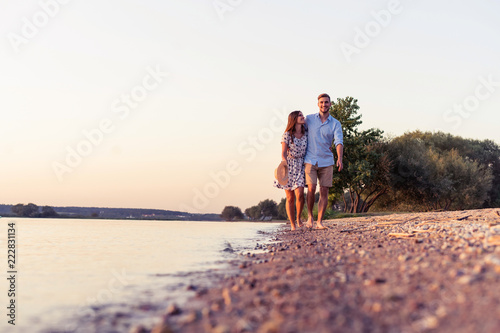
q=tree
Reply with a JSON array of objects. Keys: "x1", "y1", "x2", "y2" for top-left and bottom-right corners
[
  {"x1": 428, "y1": 148, "x2": 492, "y2": 210},
  {"x1": 384, "y1": 131, "x2": 494, "y2": 211},
  {"x1": 245, "y1": 206, "x2": 261, "y2": 220},
  {"x1": 403, "y1": 131, "x2": 500, "y2": 208},
  {"x1": 41, "y1": 206, "x2": 58, "y2": 217},
  {"x1": 277, "y1": 198, "x2": 287, "y2": 220},
  {"x1": 245, "y1": 199, "x2": 280, "y2": 220},
  {"x1": 220, "y1": 206, "x2": 244, "y2": 221},
  {"x1": 386, "y1": 133, "x2": 433, "y2": 209},
  {"x1": 11, "y1": 204, "x2": 24, "y2": 216},
  {"x1": 329, "y1": 97, "x2": 390, "y2": 213},
  {"x1": 257, "y1": 199, "x2": 279, "y2": 219},
  {"x1": 11, "y1": 203, "x2": 39, "y2": 217}
]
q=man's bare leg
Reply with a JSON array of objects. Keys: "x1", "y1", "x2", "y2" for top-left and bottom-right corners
[
  {"x1": 316, "y1": 186, "x2": 329, "y2": 228},
  {"x1": 306, "y1": 184, "x2": 316, "y2": 228},
  {"x1": 294, "y1": 187, "x2": 304, "y2": 227},
  {"x1": 285, "y1": 190, "x2": 297, "y2": 230}
]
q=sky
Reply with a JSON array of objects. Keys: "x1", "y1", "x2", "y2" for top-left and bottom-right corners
[{"x1": 1, "y1": 0, "x2": 499, "y2": 214}]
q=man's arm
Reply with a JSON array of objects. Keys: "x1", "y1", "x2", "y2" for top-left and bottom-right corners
[
  {"x1": 332, "y1": 119, "x2": 344, "y2": 172},
  {"x1": 336, "y1": 144, "x2": 343, "y2": 171}
]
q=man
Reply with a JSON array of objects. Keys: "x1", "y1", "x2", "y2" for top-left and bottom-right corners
[{"x1": 304, "y1": 93, "x2": 343, "y2": 229}]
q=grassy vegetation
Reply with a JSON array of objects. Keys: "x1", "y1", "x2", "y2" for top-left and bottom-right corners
[
  {"x1": 311, "y1": 205, "x2": 407, "y2": 220},
  {"x1": 279, "y1": 201, "x2": 409, "y2": 224}
]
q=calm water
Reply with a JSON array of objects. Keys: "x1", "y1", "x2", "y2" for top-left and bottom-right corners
[{"x1": 0, "y1": 218, "x2": 281, "y2": 332}]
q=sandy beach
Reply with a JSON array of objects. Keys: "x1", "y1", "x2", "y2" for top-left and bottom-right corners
[{"x1": 141, "y1": 208, "x2": 500, "y2": 333}]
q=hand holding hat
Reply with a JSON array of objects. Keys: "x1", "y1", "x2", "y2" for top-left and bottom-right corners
[{"x1": 274, "y1": 160, "x2": 288, "y2": 186}]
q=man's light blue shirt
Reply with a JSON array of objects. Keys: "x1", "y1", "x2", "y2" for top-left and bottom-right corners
[{"x1": 304, "y1": 113, "x2": 343, "y2": 167}]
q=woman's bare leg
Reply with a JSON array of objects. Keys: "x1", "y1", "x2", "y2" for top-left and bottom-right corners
[
  {"x1": 285, "y1": 190, "x2": 296, "y2": 230},
  {"x1": 294, "y1": 187, "x2": 304, "y2": 227}
]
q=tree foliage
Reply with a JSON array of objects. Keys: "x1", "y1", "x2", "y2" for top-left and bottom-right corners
[
  {"x1": 244, "y1": 199, "x2": 280, "y2": 220},
  {"x1": 329, "y1": 97, "x2": 390, "y2": 213},
  {"x1": 325, "y1": 98, "x2": 499, "y2": 213},
  {"x1": 245, "y1": 206, "x2": 261, "y2": 220},
  {"x1": 220, "y1": 206, "x2": 244, "y2": 221},
  {"x1": 277, "y1": 198, "x2": 287, "y2": 220},
  {"x1": 41, "y1": 206, "x2": 59, "y2": 217},
  {"x1": 11, "y1": 203, "x2": 59, "y2": 217},
  {"x1": 405, "y1": 131, "x2": 500, "y2": 208},
  {"x1": 11, "y1": 203, "x2": 40, "y2": 217},
  {"x1": 258, "y1": 199, "x2": 279, "y2": 218},
  {"x1": 382, "y1": 131, "x2": 496, "y2": 211}
]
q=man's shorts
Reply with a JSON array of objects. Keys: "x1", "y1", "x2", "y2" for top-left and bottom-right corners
[{"x1": 305, "y1": 163, "x2": 333, "y2": 187}]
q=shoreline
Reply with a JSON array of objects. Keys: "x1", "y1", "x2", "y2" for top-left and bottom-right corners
[
  {"x1": 146, "y1": 208, "x2": 500, "y2": 333},
  {"x1": 3, "y1": 220, "x2": 281, "y2": 333}
]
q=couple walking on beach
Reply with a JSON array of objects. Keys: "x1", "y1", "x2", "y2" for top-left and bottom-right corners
[{"x1": 274, "y1": 93, "x2": 343, "y2": 231}]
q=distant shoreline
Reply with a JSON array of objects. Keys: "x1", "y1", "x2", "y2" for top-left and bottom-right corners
[
  {"x1": 0, "y1": 214, "x2": 286, "y2": 223},
  {"x1": 0, "y1": 203, "x2": 222, "y2": 221}
]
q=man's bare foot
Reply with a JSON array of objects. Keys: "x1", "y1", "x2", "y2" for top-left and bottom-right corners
[
  {"x1": 305, "y1": 216, "x2": 314, "y2": 228},
  {"x1": 315, "y1": 221, "x2": 327, "y2": 230}
]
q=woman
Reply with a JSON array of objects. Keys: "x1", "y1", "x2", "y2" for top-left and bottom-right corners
[{"x1": 274, "y1": 111, "x2": 307, "y2": 230}]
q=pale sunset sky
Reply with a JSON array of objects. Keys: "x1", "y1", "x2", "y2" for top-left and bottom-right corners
[{"x1": 1, "y1": 0, "x2": 499, "y2": 214}]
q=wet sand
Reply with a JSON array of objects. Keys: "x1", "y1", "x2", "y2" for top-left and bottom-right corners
[{"x1": 142, "y1": 209, "x2": 500, "y2": 333}]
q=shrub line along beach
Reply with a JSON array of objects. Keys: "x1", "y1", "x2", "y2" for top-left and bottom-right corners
[{"x1": 141, "y1": 208, "x2": 500, "y2": 333}]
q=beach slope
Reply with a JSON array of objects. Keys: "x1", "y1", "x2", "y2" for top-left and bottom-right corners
[{"x1": 149, "y1": 209, "x2": 500, "y2": 333}]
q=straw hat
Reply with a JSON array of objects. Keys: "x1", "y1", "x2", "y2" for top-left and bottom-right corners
[{"x1": 274, "y1": 160, "x2": 288, "y2": 186}]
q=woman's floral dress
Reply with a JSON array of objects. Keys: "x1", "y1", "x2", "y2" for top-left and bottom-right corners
[{"x1": 274, "y1": 131, "x2": 307, "y2": 191}]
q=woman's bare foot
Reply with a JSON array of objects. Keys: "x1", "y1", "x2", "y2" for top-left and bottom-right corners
[
  {"x1": 290, "y1": 221, "x2": 297, "y2": 231},
  {"x1": 296, "y1": 218, "x2": 303, "y2": 228}
]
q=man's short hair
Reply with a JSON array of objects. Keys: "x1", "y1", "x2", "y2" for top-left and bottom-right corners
[{"x1": 317, "y1": 93, "x2": 330, "y2": 101}]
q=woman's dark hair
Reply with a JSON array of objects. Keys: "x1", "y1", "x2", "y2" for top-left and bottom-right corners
[{"x1": 284, "y1": 111, "x2": 305, "y2": 144}]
